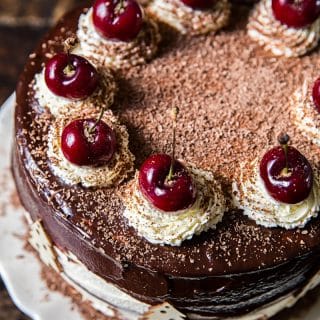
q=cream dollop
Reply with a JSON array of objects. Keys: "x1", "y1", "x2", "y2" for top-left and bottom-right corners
[
  {"x1": 33, "y1": 65, "x2": 117, "y2": 117},
  {"x1": 232, "y1": 159, "x2": 320, "y2": 229},
  {"x1": 122, "y1": 163, "x2": 226, "y2": 246},
  {"x1": 247, "y1": 0, "x2": 320, "y2": 57},
  {"x1": 47, "y1": 107, "x2": 134, "y2": 188},
  {"x1": 291, "y1": 81, "x2": 320, "y2": 146},
  {"x1": 148, "y1": 0, "x2": 230, "y2": 35},
  {"x1": 77, "y1": 8, "x2": 161, "y2": 69}
]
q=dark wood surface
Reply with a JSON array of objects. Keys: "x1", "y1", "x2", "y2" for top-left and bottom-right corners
[{"x1": 0, "y1": 2, "x2": 86, "y2": 319}]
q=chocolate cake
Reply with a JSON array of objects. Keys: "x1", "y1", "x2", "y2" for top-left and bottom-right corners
[{"x1": 12, "y1": 1, "x2": 320, "y2": 319}]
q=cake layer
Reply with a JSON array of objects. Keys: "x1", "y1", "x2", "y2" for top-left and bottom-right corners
[
  {"x1": 14, "y1": 3, "x2": 320, "y2": 318},
  {"x1": 24, "y1": 213, "x2": 320, "y2": 320},
  {"x1": 13, "y1": 144, "x2": 320, "y2": 317}
]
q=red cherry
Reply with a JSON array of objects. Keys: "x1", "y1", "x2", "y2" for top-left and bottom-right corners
[
  {"x1": 312, "y1": 77, "x2": 320, "y2": 113},
  {"x1": 260, "y1": 145, "x2": 313, "y2": 204},
  {"x1": 45, "y1": 53, "x2": 99, "y2": 100},
  {"x1": 181, "y1": 0, "x2": 215, "y2": 9},
  {"x1": 272, "y1": 0, "x2": 320, "y2": 28},
  {"x1": 138, "y1": 154, "x2": 196, "y2": 212},
  {"x1": 61, "y1": 119, "x2": 116, "y2": 166},
  {"x1": 92, "y1": 0, "x2": 143, "y2": 42}
]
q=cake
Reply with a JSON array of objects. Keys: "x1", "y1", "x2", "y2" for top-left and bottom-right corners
[{"x1": 12, "y1": 0, "x2": 320, "y2": 319}]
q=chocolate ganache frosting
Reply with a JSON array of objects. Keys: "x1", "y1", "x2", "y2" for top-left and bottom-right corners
[{"x1": 13, "y1": 3, "x2": 320, "y2": 319}]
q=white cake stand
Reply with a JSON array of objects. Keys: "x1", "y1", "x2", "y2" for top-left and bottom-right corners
[{"x1": 0, "y1": 94, "x2": 83, "y2": 320}]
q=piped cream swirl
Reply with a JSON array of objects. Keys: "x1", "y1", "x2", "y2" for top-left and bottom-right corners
[
  {"x1": 232, "y1": 159, "x2": 320, "y2": 229},
  {"x1": 122, "y1": 164, "x2": 226, "y2": 246},
  {"x1": 33, "y1": 65, "x2": 117, "y2": 117},
  {"x1": 148, "y1": 0, "x2": 230, "y2": 35},
  {"x1": 77, "y1": 8, "x2": 161, "y2": 69},
  {"x1": 291, "y1": 80, "x2": 320, "y2": 146},
  {"x1": 47, "y1": 107, "x2": 135, "y2": 188},
  {"x1": 247, "y1": 0, "x2": 320, "y2": 57}
]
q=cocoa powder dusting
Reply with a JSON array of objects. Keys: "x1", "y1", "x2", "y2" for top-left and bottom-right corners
[{"x1": 15, "y1": 6, "x2": 320, "y2": 276}]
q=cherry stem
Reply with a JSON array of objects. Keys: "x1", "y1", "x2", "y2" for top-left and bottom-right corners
[
  {"x1": 89, "y1": 107, "x2": 105, "y2": 134},
  {"x1": 167, "y1": 107, "x2": 179, "y2": 181},
  {"x1": 64, "y1": 37, "x2": 77, "y2": 55},
  {"x1": 63, "y1": 37, "x2": 77, "y2": 72},
  {"x1": 278, "y1": 133, "x2": 290, "y2": 175}
]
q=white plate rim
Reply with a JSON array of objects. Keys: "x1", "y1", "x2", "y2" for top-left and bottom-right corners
[{"x1": 0, "y1": 93, "x2": 83, "y2": 320}]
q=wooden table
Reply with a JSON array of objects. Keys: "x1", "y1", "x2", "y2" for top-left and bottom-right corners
[{"x1": 0, "y1": 1, "x2": 87, "y2": 318}]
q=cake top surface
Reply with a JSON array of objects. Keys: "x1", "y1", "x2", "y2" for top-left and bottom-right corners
[{"x1": 15, "y1": 5, "x2": 320, "y2": 277}]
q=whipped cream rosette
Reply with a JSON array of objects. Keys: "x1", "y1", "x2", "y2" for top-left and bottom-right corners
[
  {"x1": 247, "y1": 0, "x2": 320, "y2": 57},
  {"x1": 148, "y1": 0, "x2": 230, "y2": 35},
  {"x1": 48, "y1": 106, "x2": 134, "y2": 188},
  {"x1": 77, "y1": 8, "x2": 161, "y2": 70},
  {"x1": 233, "y1": 157, "x2": 320, "y2": 229},
  {"x1": 291, "y1": 80, "x2": 320, "y2": 146},
  {"x1": 122, "y1": 161, "x2": 226, "y2": 246},
  {"x1": 34, "y1": 64, "x2": 117, "y2": 117}
]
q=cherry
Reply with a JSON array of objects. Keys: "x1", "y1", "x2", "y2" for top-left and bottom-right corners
[
  {"x1": 180, "y1": 0, "x2": 215, "y2": 9},
  {"x1": 259, "y1": 135, "x2": 313, "y2": 204},
  {"x1": 61, "y1": 118, "x2": 116, "y2": 166},
  {"x1": 272, "y1": 0, "x2": 320, "y2": 29},
  {"x1": 92, "y1": 0, "x2": 143, "y2": 42},
  {"x1": 138, "y1": 154, "x2": 196, "y2": 212},
  {"x1": 312, "y1": 77, "x2": 320, "y2": 113},
  {"x1": 45, "y1": 53, "x2": 99, "y2": 100}
]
